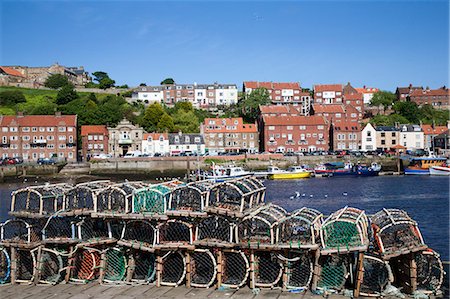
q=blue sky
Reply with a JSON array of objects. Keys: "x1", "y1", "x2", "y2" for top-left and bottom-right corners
[{"x1": 1, "y1": 0, "x2": 448, "y2": 91}]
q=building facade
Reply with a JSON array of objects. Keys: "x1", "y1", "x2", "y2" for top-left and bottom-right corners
[
  {"x1": 409, "y1": 87, "x2": 449, "y2": 110},
  {"x1": 355, "y1": 86, "x2": 379, "y2": 105},
  {"x1": 0, "y1": 113, "x2": 77, "y2": 162},
  {"x1": 433, "y1": 130, "x2": 449, "y2": 157},
  {"x1": 108, "y1": 119, "x2": 144, "y2": 157},
  {"x1": 261, "y1": 115, "x2": 329, "y2": 153},
  {"x1": 201, "y1": 118, "x2": 259, "y2": 154},
  {"x1": 395, "y1": 84, "x2": 423, "y2": 101},
  {"x1": 168, "y1": 132, "x2": 205, "y2": 155},
  {"x1": 313, "y1": 84, "x2": 343, "y2": 105},
  {"x1": 142, "y1": 133, "x2": 170, "y2": 156},
  {"x1": 399, "y1": 124, "x2": 424, "y2": 150},
  {"x1": 361, "y1": 123, "x2": 377, "y2": 152},
  {"x1": 244, "y1": 82, "x2": 311, "y2": 115},
  {"x1": 332, "y1": 121, "x2": 361, "y2": 151},
  {"x1": 375, "y1": 126, "x2": 399, "y2": 151},
  {"x1": 80, "y1": 125, "x2": 109, "y2": 161},
  {"x1": 421, "y1": 124, "x2": 448, "y2": 152},
  {"x1": 0, "y1": 66, "x2": 27, "y2": 86}
]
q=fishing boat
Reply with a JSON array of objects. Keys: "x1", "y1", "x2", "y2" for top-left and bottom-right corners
[
  {"x1": 206, "y1": 163, "x2": 253, "y2": 182},
  {"x1": 429, "y1": 162, "x2": 450, "y2": 176},
  {"x1": 253, "y1": 165, "x2": 284, "y2": 178},
  {"x1": 314, "y1": 162, "x2": 381, "y2": 177},
  {"x1": 404, "y1": 157, "x2": 447, "y2": 175},
  {"x1": 268, "y1": 165, "x2": 311, "y2": 180}
]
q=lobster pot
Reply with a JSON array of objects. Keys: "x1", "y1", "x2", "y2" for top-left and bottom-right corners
[
  {"x1": 157, "y1": 220, "x2": 193, "y2": 246},
  {"x1": 15, "y1": 247, "x2": 37, "y2": 284},
  {"x1": 1, "y1": 219, "x2": 42, "y2": 245},
  {"x1": 207, "y1": 177, "x2": 266, "y2": 215},
  {"x1": 371, "y1": 209, "x2": 425, "y2": 258},
  {"x1": 320, "y1": 206, "x2": 369, "y2": 253},
  {"x1": 360, "y1": 255, "x2": 391, "y2": 297},
  {"x1": 280, "y1": 252, "x2": 314, "y2": 290},
  {"x1": 70, "y1": 248, "x2": 101, "y2": 283},
  {"x1": 96, "y1": 182, "x2": 145, "y2": 215},
  {"x1": 415, "y1": 249, "x2": 444, "y2": 294},
  {"x1": 38, "y1": 247, "x2": 68, "y2": 284},
  {"x1": 128, "y1": 250, "x2": 156, "y2": 284},
  {"x1": 190, "y1": 249, "x2": 217, "y2": 288},
  {"x1": 169, "y1": 181, "x2": 215, "y2": 215},
  {"x1": 118, "y1": 220, "x2": 156, "y2": 250},
  {"x1": 220, "y1": 250, "x2": 250, "y2": 289},
  {"x1": 238, "y1": 204, "x2": 286, "y2": 246},
  {"x1": 77, "y1": 217, "x2": 112, "y2": 244},
  {"x1": 277, "y1": 207, "x2": 323, "y2": 249},
  {"x1": 0, "y1": 247, "x2": 11, "y2": 284},
  {"x1": 159, "y1": 251, "x2": 186, "y2": 286},
  {"x1": 42, "y1": 215, "x2": 77, "y2": 243},
  {"x1": 10, "y1": 183, "x2": 71, "y2": 217},
  {"x1": 64, "y1": 181, "x2": 110, "y2": 214},
  {"x1": 252, "y1": 251, "x2": 282, "y2": 288},
  {"x1": 133, "y1": 185, "x2": 170, "y2": 215},
  {"x1": 196, "y1": 215, "x2": 235, "y2": 245},
  {"x1": 316, "y1": 254, "x2": 351, "y2": 292},
  {"x1": 103, "y1": 247, "x2": 127, "y2": 283}
]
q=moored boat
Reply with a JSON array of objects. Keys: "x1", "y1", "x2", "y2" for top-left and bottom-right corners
[
  {"x1": 404, "y1": 157, "x2": 447, "y2": 175},
  {"x1": 268, "y1": 165, "x2": 311, "y2": 180},
  {"x1": 206, "y1": 164, "x2": 253, "y2": 182},
  {"x1": 314, "y1": 161, "x2": 381, "y2": 177},
  {"x1": 429, "y1": 163, "x2": 450, "y2": 176}
]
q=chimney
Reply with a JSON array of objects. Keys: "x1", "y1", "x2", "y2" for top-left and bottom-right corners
[
  {"x1": 409, "y1": 83, "x2": 412, "y2": 88},
  {"x1": 17, "y1": 111, "x2": 24, "y2": 117},
  {"x1": 363, "y1": 85, "x2": 366, "y2": 89},
  {"x1": 55, "y1": 111, "x2": 61, "y2": 117}
]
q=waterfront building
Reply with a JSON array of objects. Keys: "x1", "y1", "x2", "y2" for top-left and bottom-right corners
[
  {"x1": 433, "y1": 130, "x2": 450, "y2": 157},
  {"x1": 421, "y1": 124, "x2": 448, "y2": 152},
  {"x1": 332, "y1": 121, "x2": 361, "y2": 151},
  {"x1": 409, "y1": 87, "x2": 449, "y2": 110},
  {"x1": 201, "y1": 117, "x2": 259, "y2": 154},
  {"x1": 243, "y1": 82, "x2": 311, "y2": 115},
  {"x1": 0, "y1": 112, "x2": 77, "y2": 162},
  {"x1": 395, "y1": 84, "x2": 423, "y2": 101},
  {"x1": 313, "y1": 84, "x2": 343, "y2": 105},
  {"x1": 375, "y1": 126, "x2": 399, "y2": 151},
  {"x1": 107, "y1": 119, "x2": 144, "y2": 157},
  {"x1": 355, "y1": 86, "x2": 380, "y2": 105},
  {"x1": 361, "y1": 123, "x2": 377, "y2": 152},
  {"x1": 260, "y1": 115, "x2": 329, "y2": 153},
  {"x1": 399, "y1": 124, "x2": 424, "y2": 151},
  {"x1": 168, "y1": 132, "x2": 205, "y2": 156},
  {"x1": 80, "y1": 125, "x2": 109, "y2": 161},
  {"x1": 313, "y1": 104, "x2": 360, "y2": 123},
  {"x1": 142, "y1": 133, "x2": 170, "y2": 156},
  {"x1": 132, "y1": 83, "x2": 238, "y2": 110}
]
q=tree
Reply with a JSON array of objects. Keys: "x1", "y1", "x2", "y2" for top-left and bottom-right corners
[
  {"x1": 92, "y1": 71, "x2": 115, "y2": 89},
  {"x1": 393, "y1": 101, "x2": 420, "y2": 123},
  {"x1": 370, "y1": 91, "x2": 396, "y2": 109},
  {"x1": 157, "y1": 113, "x2": 175, "y2": 132},
  {"x1": 56, "y1": 84, "x2": 78, "y2": 105},
  {"x1": 44, "y1": 74, "x2": 70, "y2": 89},
  {"x1": 174, "y1": 101, "x2": 193, "y2": 112},
  {"x1": 239, "y1": 87, "x2": 271, "y2": 122},
  {"x1": 139, "y1": 83, "x2": 147, "y2": 86},
  {"x1": 173, "y1": 110, "x2": 199, "y2": 133},
  {"x1": 370, "y1": 114, "x2": 409, "y2": 126},
  {"x1": 88, "y1": 93, "x2": 98, "y2": 104},
  {"x1": 118, "y1": 84, "x2": 129, "y2": 89},
  {"x1": 160, "y1": 78, "x2": 175, "y2": 85},
  {"x1": 142, "y1": 102, "x2": 165, "y2": 131},
  {"x1": 0, "y1": 90, "x2": 26, "y2": 105},
  {"x1": 92, "y1": 71, "x2": 109, "y2": 83}
]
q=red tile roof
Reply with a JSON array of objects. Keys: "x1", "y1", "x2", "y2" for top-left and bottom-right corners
[
  {"x1": 203, "y1": 118, "x2": 258, "y2": 133},
  {"x1": 81, "y1": 125, "x2": 108, "y2": 136},
  {"x1": 259, "y1": 105, "x2": 303, "y2": 115},
  {"x1": 333, "y1": 121, "x2": 361, "y2": 131},
  {"x1": 313, "y1": 104, "x2": 345, "y2": 114},
  {"x1": 0, "y1": 66, "x2": 25, "y2": 78},
  {"x1": 343, "y1": 93, "x2": 363, "y2": 100},
  {"x1": 344, "y1": 104, "x2": 360, "y2": 115},
  {"x1": 314, "y1": 84, "x2": 343, "y2": 92},
  {"x1": 244, "y1": 81, "x2": 301, "y2": 90},
  {"x1": 410, "y1": 88, "x2": 449, "y2": 97},
  {"x1": 143, "y1": 133, "x2": 169, "y2": 140},
  {"x1": 263, "y1": 115, "x2": 327, "y2": 126},
  {"x1": 355, "y1": 87, "x2": 379, "y2": 94},
  {"x1": 420, "y1": 125, "x2": 448, "y2": 135},
  {"x1": 0, "y1": 115, "x2": 77, "y2": 127}
]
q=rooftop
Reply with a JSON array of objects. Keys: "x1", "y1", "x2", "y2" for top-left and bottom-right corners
[
  {"x1": 420, "y1": 124, "x2": 448, "y2": 135},
  {"x1": 263, "y1": 115, "x2": 327, "y2": 126},
  {"x1": 313, "y1": 84, "x2": 343, "y2": 92},
  {"x1": 0, "y1": 66, "x2": 26, "y2": 77},
  {"x1": 81, "y1": 125, "x2": 108, "y2": 136},
  {"x1": 244, "y1": 81, "x2": 301, "y2": 90},
  {"x1": 0, "y1": 114, "x2": 77, "y2": 127}
]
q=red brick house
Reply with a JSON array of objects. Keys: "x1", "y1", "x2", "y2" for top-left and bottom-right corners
[
  {"x1": 260, "y1": 115, "x2": 329, "y2": 153},
  {"x1": 395, "y1": 84, "x2": 423, "y2": 101},
  {"x1": 332, "y1": 121, "x2": 361, "y2": 150},
  {"x1": 0, "y1": 113, "x2": 77, "y2": 162},
  {"x1": 409, "y1": 87, "x2": 449, "y2": 110},
  {"x1": 80, "y1": 125, "x2": 109, "y2": 161},
  {"x1": 313, "y1": 84, "x2": 343, "y2": 105}
]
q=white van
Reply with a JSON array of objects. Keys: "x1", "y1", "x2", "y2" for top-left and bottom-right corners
[{"x1": 124, "y1": 151, "x2": 142, "y2": 158}]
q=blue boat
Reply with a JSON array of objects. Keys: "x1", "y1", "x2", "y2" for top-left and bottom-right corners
[{"x1": 315, "y1": 162, "x2": 381, "y2": 177}]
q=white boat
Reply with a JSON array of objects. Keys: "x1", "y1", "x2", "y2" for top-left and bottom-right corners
[
  {"x1": 254, "y1": 166, "x2": 284, "y2": 177},
  {"x1": 206, "y1": 164, "x2": 253, "y2": 182},
  {"x1": 429, "y1": 164, "x2": 450, "y2": 176}
]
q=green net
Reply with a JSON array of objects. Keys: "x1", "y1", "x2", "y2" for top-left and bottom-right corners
[
  {"x1": 104, "y1": 248, "x2": 127, "y2": 282},
  {"x1": 133, "y1": 185, "x2": 170, "y2": 214},
  {"x1": 317, "y1": 255, "x2": 347, "y2": 290},
  {"x1": 322, "y1": 221, "x2": 361, "y2": 249}
]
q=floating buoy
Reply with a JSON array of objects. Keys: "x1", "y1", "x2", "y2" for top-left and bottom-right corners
[
  {"x1": 324, "y1": 194, "x2": 328, "y2": 198},
  {"x1": 289, "y1": 196, "x2": 294, "y2": 200},
  {"x1": 302, "y1": 193, "x2": 306, "y2": 197},
  {"x1": 343, "y1": 192, "x2": 348, "y2": 196},
  {"x1": 309, "y1": 195, "x2": 313, "y2": 198},
  {"x1": 295, "y1": 192, "x2": 300, "y2": 197}
]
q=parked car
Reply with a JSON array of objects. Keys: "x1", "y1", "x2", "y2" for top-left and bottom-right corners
[
  {"x1": 37, "y1": 158, "x2": 56, "y2": 165},
  {"x1": 1, "y1": 157, "x2": 17, "y2": 165}
]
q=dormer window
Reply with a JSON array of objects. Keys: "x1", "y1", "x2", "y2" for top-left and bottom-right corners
[
  {"x1": 159, "y1": 136, "x2": 164, "y2": 141},
  {"x1": 185, "y1": 136, "x2": 190, "y2": 143},
  {"x1": 148, "y1": 137, "x2": 153, "y2": 142}
]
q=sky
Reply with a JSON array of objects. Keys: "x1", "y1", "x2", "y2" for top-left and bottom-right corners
[{"x1": 0, "y1": 0, "x2": 449, "y2": 91}]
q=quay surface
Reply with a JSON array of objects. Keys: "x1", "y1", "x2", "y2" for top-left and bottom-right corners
[{"x1": 0, "y1": 284, "x2": 438, "y2": 299}]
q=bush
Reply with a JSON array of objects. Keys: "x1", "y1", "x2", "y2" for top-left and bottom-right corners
[
  {"x1": 44, "y1": 74, "x2": 69, "y2": 89},
  {"x1": 0, "y1": 90, "x2": 26, "y2": 105}
]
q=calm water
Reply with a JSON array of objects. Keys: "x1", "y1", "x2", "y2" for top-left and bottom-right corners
[{"x1": 0, "y1": 176, "x2": 448, "y2": 261}]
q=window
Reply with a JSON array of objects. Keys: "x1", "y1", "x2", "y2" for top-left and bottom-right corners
[
  {"x1": 99, "y1": 135, "x2": 103, "y2": 141},
  {"x1": 381, "y1": 132, "x2": 385, "y2": 137},
  {"x1": 392, "y1": 132, "x2": 396, "y2": 137},
  {"x1": 287, "y1": 126, "x2": 293, "y2": 130},
  {"x1": 367, "y1": 131, "x2": 371, "y2": 137},
  {"x1": 1, "y1": 128, "x2": 7, "y2": 132},
  {"x1": 10, "y1": 127, "x2": 18, "y2": 132},
  {"x1": 22, "y1": 127, "x2": 30, "y2": 132},
  {"x1": 250, "y1": 134, "x2": 254, "y2": 139},
  {"x1": 32, "y1": 127, "x2": 37, "y2": 132},
  {"x1": 39, "y1": 127, "x2": 45, "y2": 132},
  {"x1": 299, "y1": 126, "x2": 306, "y2": 130},
  {"x1": 242, "y1": 133, "x2": 247, "y2": 139},
  {"x1": 317, "y1": 125, "x2": 324, "y2": 130},
  {"x1": 69, "y1": 136, "x2": 74, "y2": 143},
  {"x1": 88, "y1": 135, "x2": 93, "y2": 141},
  {"x1": 58, "y1": 135, "x2": 66, "y2": 141},
  {"x1": 195, "y1": 137, "x2": 200, "y2": 143},
  {"x1": 58, "y1": 127, "x2": 66, "y2": 132},
  {"x1": 392, "y1": 140, "x2": 396, "y2": 145},
  {"x1": 381, "y1": 140, "x2": 385, "y2": 145},
  {"x1": 268, "y1": 126, "x2": 275, "y2": 131}
]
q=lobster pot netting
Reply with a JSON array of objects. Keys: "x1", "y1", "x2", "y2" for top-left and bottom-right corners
[
  {"x1": 253, "y1": 251, "x2": 282, "y2": 288},
  {"x1": 277, "y1": 207, "x2": 323, "y2": 248},
  {"x1": 238, "y1": 204, "x2": 286, "y2": 245},
  {"x1": 317, "y1": 255, "x2": 350, "y2": 291},
  {"x1": 0, "y1": 247, "x2": 10, "y2": 284},
  {"x1": 11, "y1": 183, "x2": 71, "y2": 216},
  {"x1": 64, "y1": 181, "x2": 110, "y2": 213},
  {"x1": 1, "y1": 219, "x2": 42, "y2": 244},
  {"x1": 196, "y1": 215, "x2": 235, "y2": 244},
  {"x1": 371, "y1": 209, "x2": 425, "y2": 257},
  {"x1": 38, "y1": 248, "x2": 67, "y2": 284},
  {"x1": 415, "y1": 250, "x2": 444, "y2": 293},
  {"x1": 279, "y1": 252, "x2": 313, "y2": 290},
  {"x1": 42, "y1": 215, "x2": 77, "y2": 242},
  {"x1": 321, "y1": 207, "x2": 368, "y2": 251},
  {"x1": 96, "y1": 182, "x2": 145, "y2": 214},
  {"x1": 157, "y1": 220, "x2": 193, "y2": 245},
  {"x1": 190, "y1": 249, "x2": 216, "y2": 288},
  {"x1": 360, "y1": 255, "x2": 391, "y2": 296},
  {"x1": 104, "y1": 247, "x2": 127, "y2": 283},
  {"x1": 77, "y1": 218, "x2": 111, "y2": 243},
  {"x1": 129, "y1": 250, "x2": 156, "y2": 283},
  {"x1": 169, "y1": 181, "x2": 213, "y2": 213},
  {"x1": 160, "y1": 251, "x2": 186, "y2": 286},
  {"x1": 120, "y1": 220, "x2": 156, "y2": 248},
  {"x1": 221, "y1": 250, "x2": 250, "y2": 288},
  {"x1": 16, "y1": 248, "x2": 36, "y2": 283},
  {"x1": 70, "y1": 248, "x2": 101, "y2": 283},
  {"x1": 133, "y1": 185, "x2": 170, "y2": 214}
]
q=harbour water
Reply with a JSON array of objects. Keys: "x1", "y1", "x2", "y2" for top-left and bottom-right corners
[{"x1": 0, "y1": 175, "x2": 448, "y2": 262}]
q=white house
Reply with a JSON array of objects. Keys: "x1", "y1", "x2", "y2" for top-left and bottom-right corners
[
  {"x1": 168, "y1": 132, "x2": 205, "y2": 156},
  {"x1": 142, "y1": 133, "x2": 170, "y2": 156},
  {"x1": 361, "y1": 123, "x2": 377, "y2": 151},
  {"x1": 131, "y1": 86, "x2": 164, "y2": 104},
  {"x1": 399, "y1": 124, "x2": 424, "y2": 150}
]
